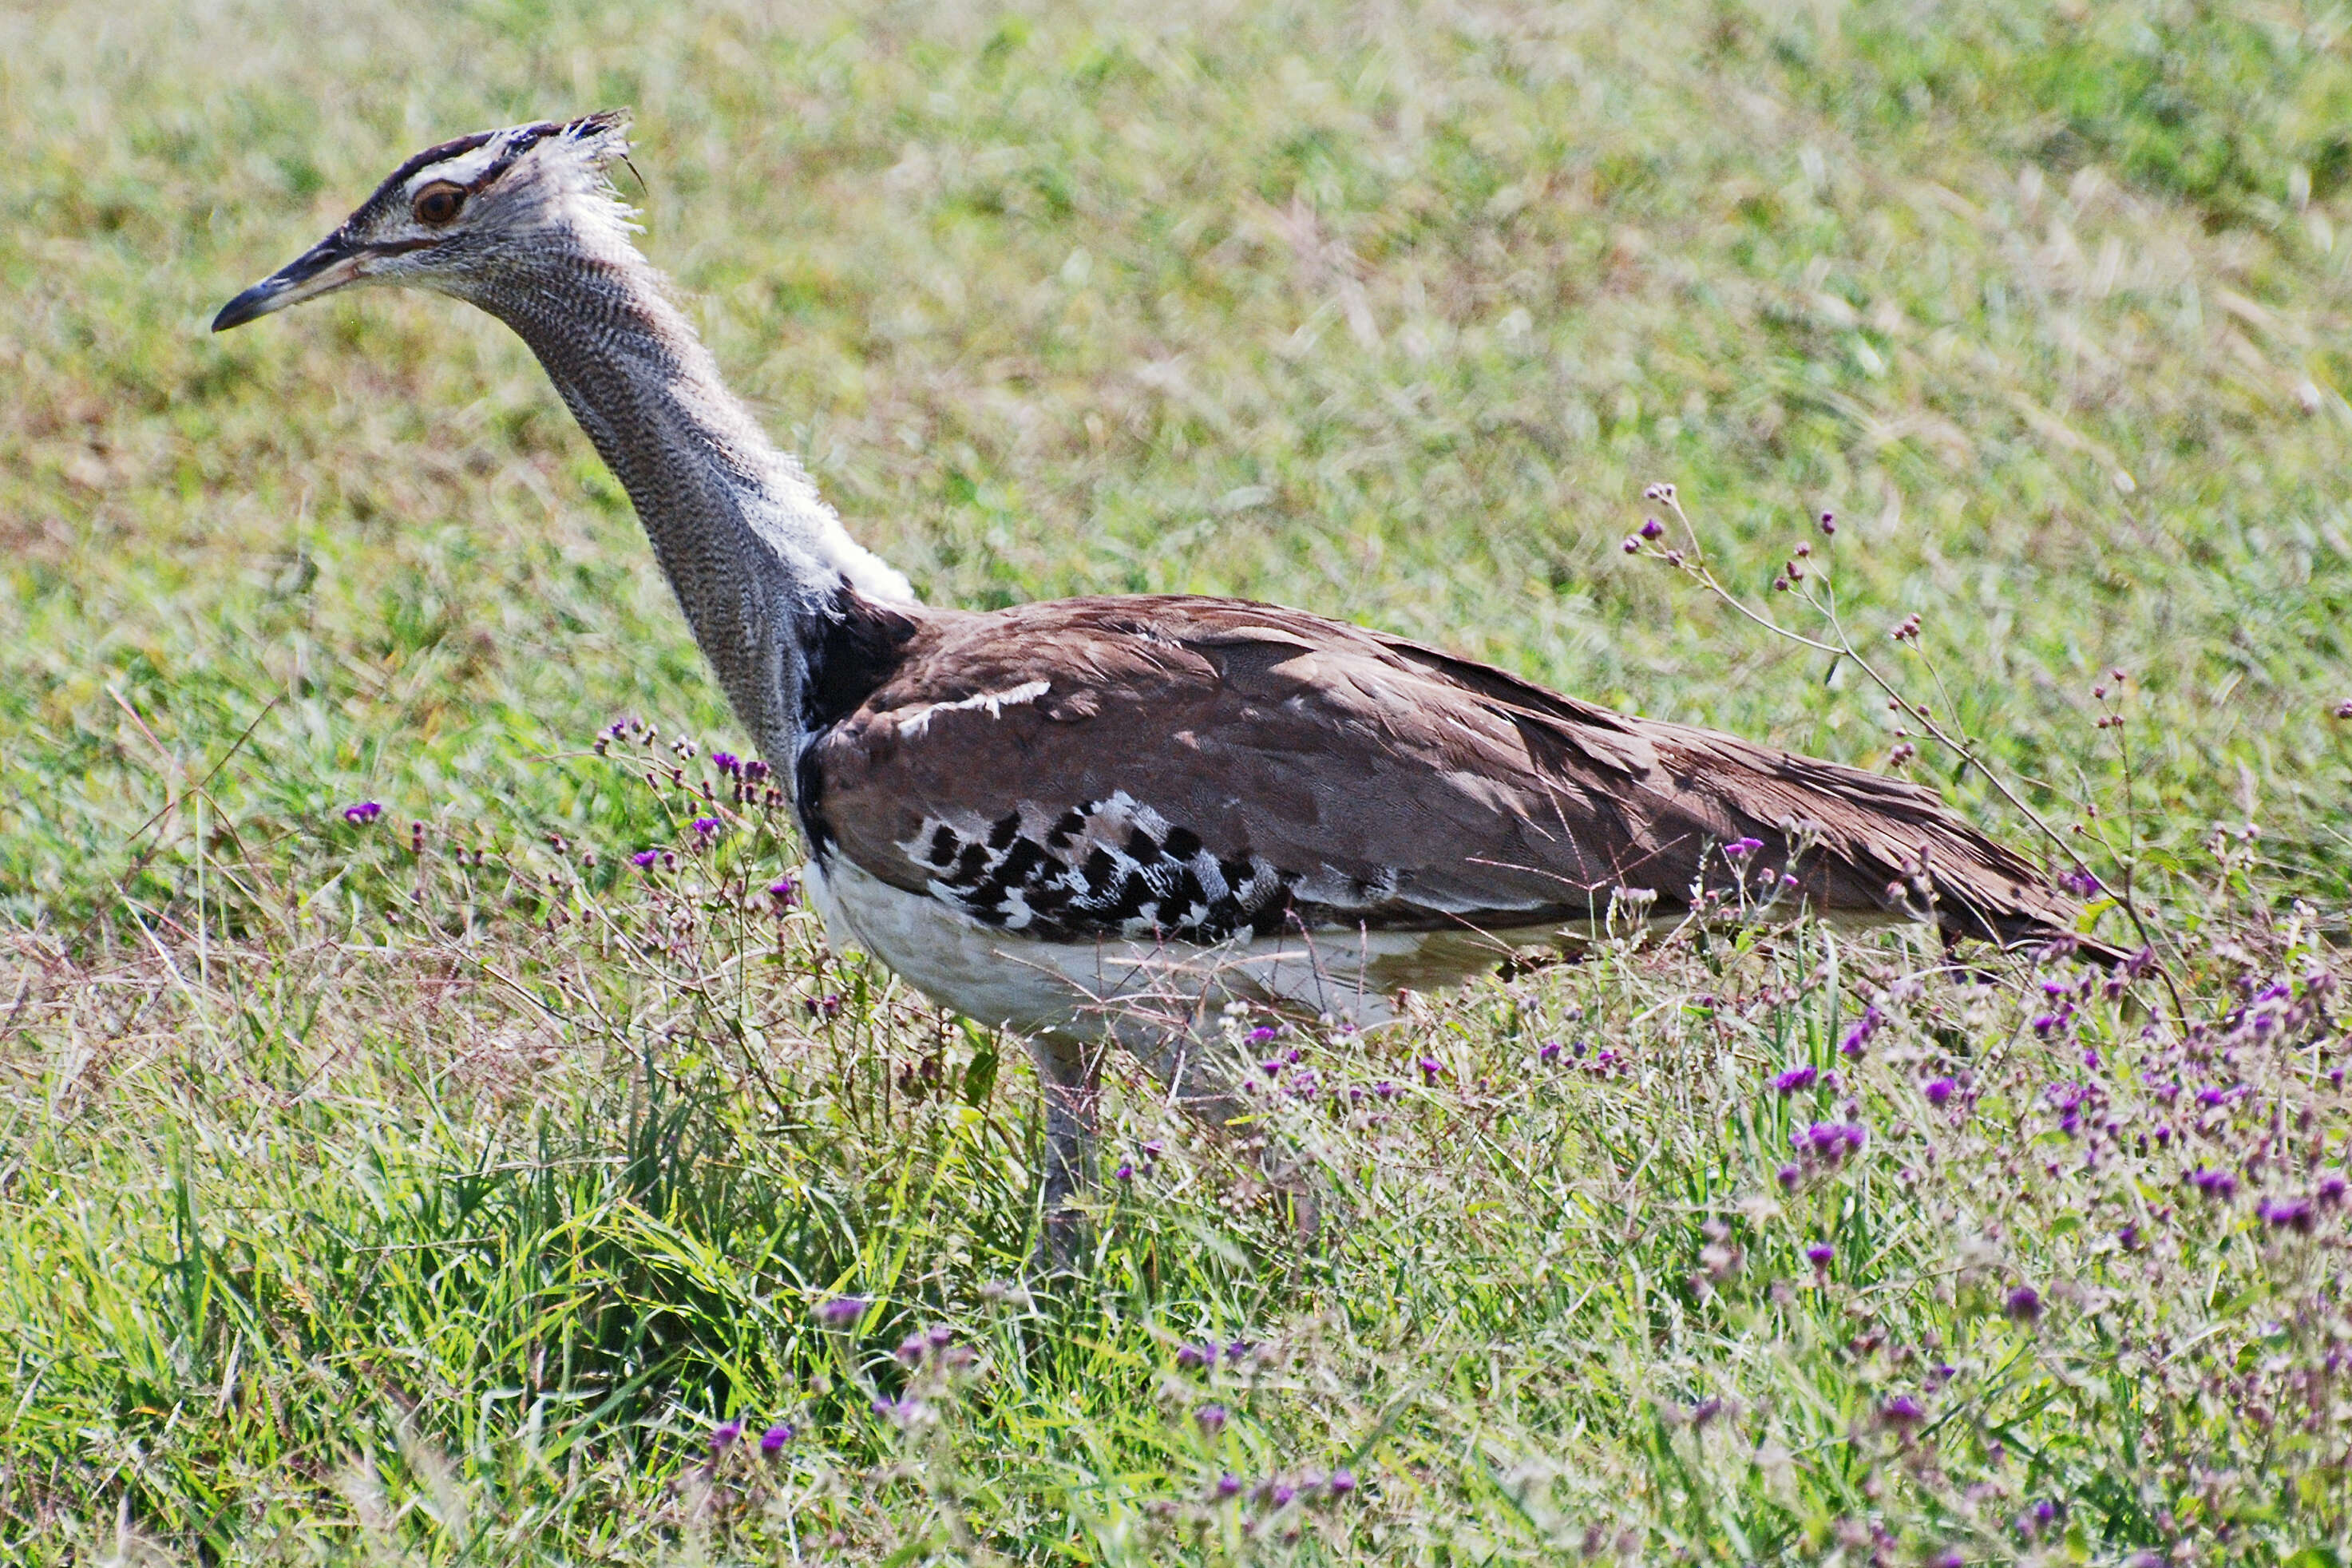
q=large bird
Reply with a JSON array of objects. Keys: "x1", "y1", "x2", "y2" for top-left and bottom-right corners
[{"x1": 216, "y1": 113, "x2": 2109, "y2": 1249}]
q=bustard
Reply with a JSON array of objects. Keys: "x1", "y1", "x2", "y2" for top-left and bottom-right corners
[{"x1": 216, "y1": 113, "x2": 2113, "y2": 1247}]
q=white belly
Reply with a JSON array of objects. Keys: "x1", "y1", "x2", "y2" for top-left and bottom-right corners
[{"x1": 804, "y1": 855, "x2": 1563, "y2": 1039}]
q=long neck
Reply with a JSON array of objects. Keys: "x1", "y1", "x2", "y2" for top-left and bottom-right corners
[{"x1": 469, "y1": 250, "x2": 913, "y2": 767}]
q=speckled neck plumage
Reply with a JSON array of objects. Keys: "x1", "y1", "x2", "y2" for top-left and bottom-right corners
[{"x1": 468, "y1": 248, "x2": 914, "y2": 772}]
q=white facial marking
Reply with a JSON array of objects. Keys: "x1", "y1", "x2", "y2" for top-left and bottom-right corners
[{"x1": 408, "y1": 141, "x2": 508, "y2": 194}]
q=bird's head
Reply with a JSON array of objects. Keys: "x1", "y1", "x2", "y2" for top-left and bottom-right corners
[{"x1": 213, "y1": 110, "x2": 636, "y2": 332}]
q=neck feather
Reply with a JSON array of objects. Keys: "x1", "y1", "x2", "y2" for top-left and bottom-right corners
[{"x1": 468, "y1": 246, "x2": 914, "y2": 764}]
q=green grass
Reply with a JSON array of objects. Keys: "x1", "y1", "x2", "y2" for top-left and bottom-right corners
[{"x1": 2, "y1": 0, "x2": 2350, "y2": 1560}]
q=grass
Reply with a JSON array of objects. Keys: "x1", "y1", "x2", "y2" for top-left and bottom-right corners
[{"x1": 2, "y1": 0, "x2": 2349, "y2": 1559}]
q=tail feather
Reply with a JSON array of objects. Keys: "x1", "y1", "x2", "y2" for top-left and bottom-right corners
[
  {"x1": 1644, "y1": 722, "x2": 2128, "y2": 966},
  {"x1": 1373, "y1": 631, "x2": 2124, "y2": 966}
]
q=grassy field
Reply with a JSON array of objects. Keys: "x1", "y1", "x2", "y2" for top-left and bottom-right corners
[{"x1": 3, "y1": 0, "x2": 2350, "y2": 1559}]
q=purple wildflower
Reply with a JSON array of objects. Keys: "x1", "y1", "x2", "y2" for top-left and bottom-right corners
[
  {"x1": 1418, "y1": 1057, "x2": 1443, "y2": 1082},
  {"x1": 712, "y1": 750, "x2": 739, "y2": 776},
  {"x1": 2259, "y1": 1197, "x2": 2314, "y2": 1233},
  {"x1": 1773, "y1": 1065, "x2": 1818, "y2": 1094},
  {"x1": 1215, "y1": 1472, "x2": 1242, "y2": 1498},
  {"x1": 2190, "y1": 1167, "x2": 2238, "y2": 1199},
  {"x1": 630, "y1": 849, "x2": 659, "y2": 868},
  {"x1": 710, "y1": 1420, "x2": 743, "y2": 1451},
  {"x1": 1196, "y1": 1404, "x2": 1229, "y2": 1434},
  {"x1": 1115, "y1": 1162, "x2": 1134, "y2": 1182},
  {"x1": 1776, "y1": 1163, "x2": 1801, "y2": 1190},
  {"x1": 1538, "y1": 1041, "x2": 1562, "y2": 1063},
  {"x1": 1622, "y1": 536, "x2": 1642, "y2": 554},
  {"x1": 816, "y1": 1295, "x2": 869, "y2": 1326},
  {"x1": 1805, "y1": 1242, "x2": 1835, "y2": 1269},
  {"x1": 1880, "y1": 1395, "x2": 1925, "y2": 1427},
  {"x1": 691, "y1": 815, "x2": 722, "y2": 837},
  {"x1": 2005, "y1": 1285, "x2": 2042, "y2": 1324},
  {"x1": 1922, "y1": 1076, "x2": 1956, "y2": 1107},
  {"x1": 896, "y1": 1335, "x2": 927, "y2": 1365},
  {"x1": 342, "y1": 801, "x2": 383, "y2": 826},
  {"x1": 1819, "y1": 511, "x2": 1836, "y2": 534},
  {"x1": 1640, "y1": 517, "x2": 1664, "y2": 539},
  {"x1": 1840, "y1": 1005, "x2": 1883, "y2": 1059},
  {"x1": 768, "y1": 876, "x2": 798, "y2": 909},
  {"x1": 1176, "y1": 1343, "x2": 1210, "y2": 1370},
  {"x1": 2061, "y1": 867, "x2": 2103, "y2": 899},
  {"x1": 759, "y1": 1423, "x2": 794, "y2": 1454},
  {"x1": 1795, "y1": 1120, "x2": 1867, "y2": 1160},
  {"x1": 1328, "y1": 1469, "x2": 1357, "y2": 1497}
]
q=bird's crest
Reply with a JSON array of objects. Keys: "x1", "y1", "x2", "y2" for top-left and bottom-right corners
[{"x1": 511, "y1": 110, "x2": 643, "y2": 255}]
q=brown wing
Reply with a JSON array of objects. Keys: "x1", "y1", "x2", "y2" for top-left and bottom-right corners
[{"x1": 798, "y1": 594, "x2": 2108, "y2": 956}]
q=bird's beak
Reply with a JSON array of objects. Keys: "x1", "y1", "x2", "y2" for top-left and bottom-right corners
[{"x1": 212, "y1": 232, "x2": 369, "y2": 332}]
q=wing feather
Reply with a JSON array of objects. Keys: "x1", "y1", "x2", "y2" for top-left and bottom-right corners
[{"x1": 798, "y1": 595, "x2": 2109, "y2": 957}]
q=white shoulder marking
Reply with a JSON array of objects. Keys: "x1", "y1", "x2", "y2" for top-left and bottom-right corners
[
  {"x1": 895, "y1": 679, "x2": 1051, "y2": 739},
  {"x1": 1185, "y1": 624, "x2": 1321, "y2": 651}
]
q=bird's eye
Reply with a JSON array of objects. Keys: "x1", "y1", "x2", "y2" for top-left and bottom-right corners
[{"x1": 412, "y1": 183, "x2": 465, "y2": 226}]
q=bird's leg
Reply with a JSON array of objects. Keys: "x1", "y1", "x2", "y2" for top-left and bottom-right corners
[
  {"x1": 1123, "y1": 1008, "x2": 1326, "y2": 1250},
  {"x1": 1027, "y1": 1032, "x2": 1100, "y2": 1273}
]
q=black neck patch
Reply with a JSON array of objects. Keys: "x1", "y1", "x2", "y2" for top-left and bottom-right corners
[
  {"x1": 793, "y1": 588, "x2": 919, "y2": 857},
  {"x1": 802, "y1": 589, "x2": 918, "y2": 734}
]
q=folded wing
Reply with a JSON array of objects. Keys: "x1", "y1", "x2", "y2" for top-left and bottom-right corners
[{"x1": 798, "y1": 594, "x2": 2106, "y2": 956}]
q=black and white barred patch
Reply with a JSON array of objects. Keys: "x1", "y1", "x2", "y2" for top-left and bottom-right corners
[{"x1": 902, "y1": 791, "x2": 1392, "y2": 944}]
